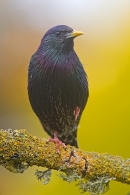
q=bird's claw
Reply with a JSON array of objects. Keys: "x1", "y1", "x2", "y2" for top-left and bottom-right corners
[{"x1": 47, "y1": 131, "x2": 66, "y2": 153}]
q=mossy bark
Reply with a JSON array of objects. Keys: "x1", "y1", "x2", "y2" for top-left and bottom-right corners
[{"x1": 0, "y1": 129, "x2": 130, "y2": 194}]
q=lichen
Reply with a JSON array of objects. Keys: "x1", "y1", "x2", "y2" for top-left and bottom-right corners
[
  {"x1": 59, "y1": 171, "x2": 116, "y2": 194},
  {"x1": 5, "y1": 161, "x2": 29, "y2": 173},
  {"x1": 35, "y1": 169, "x2": 52, "y2": 184},
  {"x1": 59, "y1": 170, "x2": 82, "y2": 183},
  {"x1": 76, "y1": 176, "x2": 116, "y2": 195},
  {"x1": 0, "y1": 129, "x2": 130, "y2": 194}
]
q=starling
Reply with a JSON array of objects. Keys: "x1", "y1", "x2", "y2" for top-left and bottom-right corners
[{"x1": 28, "y1": 25, "x2": 89, "y2": 148}]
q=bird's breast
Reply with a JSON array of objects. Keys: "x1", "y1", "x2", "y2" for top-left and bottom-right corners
[{"x1": 28, "y1": 50, "x2": 88, "y2": 131}]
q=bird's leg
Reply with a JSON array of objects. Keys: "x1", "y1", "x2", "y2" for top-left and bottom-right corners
[
  {"x1": 48, "y1": 131, "x2": 66, "y2": 153},
  {"x1": 73, "y1": 106, "x2": 80, "y2": 120}
]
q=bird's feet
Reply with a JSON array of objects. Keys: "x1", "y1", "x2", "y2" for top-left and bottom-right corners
[{"x1": 47, "y1": 131, "x2": 66, "y2": 153}]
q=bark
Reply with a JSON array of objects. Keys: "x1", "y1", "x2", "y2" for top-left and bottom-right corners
[{"x1": 0, "y1": 129, "x2": 130, "y2": 194}]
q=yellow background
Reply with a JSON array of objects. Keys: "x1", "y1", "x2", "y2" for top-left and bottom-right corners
[{"x1": 0, "y1": 1, "x2": 130, "y2": 194}]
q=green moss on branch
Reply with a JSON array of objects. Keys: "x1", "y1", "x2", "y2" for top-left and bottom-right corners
[{"x1": 0, "y1": 129, "x2": 130, "y2": 194}]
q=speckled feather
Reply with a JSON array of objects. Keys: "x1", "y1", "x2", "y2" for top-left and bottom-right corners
[{"x1": 28, "y1": 25, "x2": 89, "y2": 147}]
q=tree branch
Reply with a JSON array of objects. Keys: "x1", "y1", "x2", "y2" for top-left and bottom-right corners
[{"x1": 0, "y1": 129, "x2": 130, "y2": 194}]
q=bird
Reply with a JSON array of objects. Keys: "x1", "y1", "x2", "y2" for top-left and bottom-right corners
[{"x1": 28, "y1": 25, "x2": 89, "y2": 149}]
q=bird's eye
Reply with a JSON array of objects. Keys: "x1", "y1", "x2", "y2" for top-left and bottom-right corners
[{"x1": 56, "y1": 32, "x2": 60, "y2": 37}]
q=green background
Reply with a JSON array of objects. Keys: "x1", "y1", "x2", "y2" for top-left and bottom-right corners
[{"x1": 0, "y1": 1, "x2": 130, "y2": 194}]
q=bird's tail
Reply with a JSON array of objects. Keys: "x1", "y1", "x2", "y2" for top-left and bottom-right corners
[
  {"x1": 59, "y1": 131, "x2": 79, "y2": 148},
  {"x1": 70, "y1": 138, "x2": 78, "y2": 148},
  {"x1": 41, "y1": 122, "x2": 79, "y2": 148}
]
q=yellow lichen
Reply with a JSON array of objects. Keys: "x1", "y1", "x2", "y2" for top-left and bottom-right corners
[{"x1": 0, "y1": 129, "x2": 130, "y2": 194}]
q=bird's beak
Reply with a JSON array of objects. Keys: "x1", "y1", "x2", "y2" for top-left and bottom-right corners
[{"x1": 66, "y1": 30, "x2": 83, "y2": 39}]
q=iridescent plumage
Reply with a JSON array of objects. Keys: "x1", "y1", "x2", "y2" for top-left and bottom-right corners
[{"x1": 28, "y1": 25, "x2": 89, "y2": 147}]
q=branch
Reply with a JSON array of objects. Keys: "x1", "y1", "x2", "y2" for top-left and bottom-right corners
[{"x1": 0, "y1": 129, "x2": 130, "y2": 194}]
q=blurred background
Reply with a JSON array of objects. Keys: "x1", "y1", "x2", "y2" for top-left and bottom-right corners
[{"x1": 0, "y1": 0, "x2": 130, "y2": 194}]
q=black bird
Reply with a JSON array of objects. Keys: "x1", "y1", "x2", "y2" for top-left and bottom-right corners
[{"x1": 28, "y1": 25, "x2": 89, "y2": 148}]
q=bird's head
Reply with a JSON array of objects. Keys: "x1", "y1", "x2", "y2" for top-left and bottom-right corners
[{"x1": 40, "y1": 25, "x2": 83, "y2": 54}]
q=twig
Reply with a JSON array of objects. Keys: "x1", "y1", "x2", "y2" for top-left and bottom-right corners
[{"x1": 0, "y1": 129, "x2": 130, "y2": 194}]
